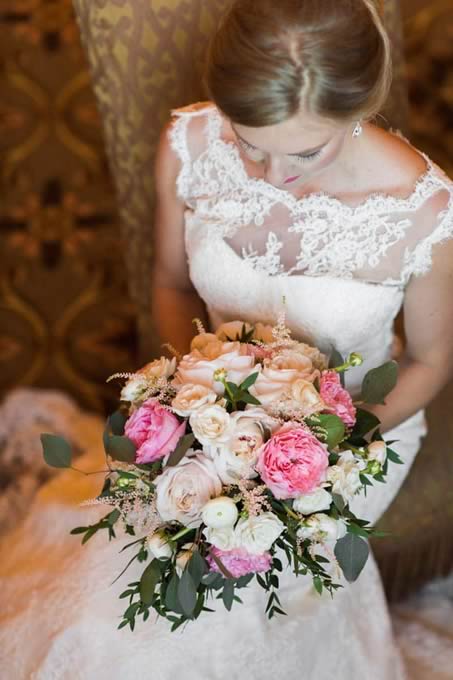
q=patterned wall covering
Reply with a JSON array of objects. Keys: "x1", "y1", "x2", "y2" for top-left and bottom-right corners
[{"x1": 0, "y1": 0, "x2": 451, "y2": 414}]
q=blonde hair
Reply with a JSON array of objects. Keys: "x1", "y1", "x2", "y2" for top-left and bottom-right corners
[{"x1": 206, "y1": 0, "x2": 392, "y2": 127}]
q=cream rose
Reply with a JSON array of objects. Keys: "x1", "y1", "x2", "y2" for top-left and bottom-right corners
[
  {"x1": 201, "y1": 496, "x2": 239, "y2": 529},
  {"x1": 147, "y1": 532, "x2": 174, "y2": 560},
  {"x1": 234, "y1": 512, "x2": 285, "y2": 555},
  {"x1": 293, "y1": 488, "x2": 333, "y2": 515},
  {"x1": 367, "y1": 441, "x2": 387, "y2": 465},
  {"x1": 190, "y1": 404, "x2": 232, "y2": 446},
  {"x1": 297, "y1": 513, "x2": 347, "y2": 543},
  {"x1": 327, "y1": 451, "x2": 366, "y2": 503},
  {"x1": 154, "y1": 452, "x2": 222, "y2": 528},
  {"x1": 290, "y1": 379, "x2": 325, "y2": 417},
  {"x1": 206, "y1": 408, "x2": 277, "y2": 484},
  {"x1": 171, "y1": 383, "x2": 217, "y2": 417},
  {"x1": 293, "y1": 343, "x2": 329, "y2": 371}
]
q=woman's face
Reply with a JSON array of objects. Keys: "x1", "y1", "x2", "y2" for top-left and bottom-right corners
[{"x1": 231, "y1": 110, "x2": 353, "y2": 190}]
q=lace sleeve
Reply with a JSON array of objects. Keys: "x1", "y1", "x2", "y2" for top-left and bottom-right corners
[{"x1": 400, "y1": 171, "x2": 453, "y2": 285}]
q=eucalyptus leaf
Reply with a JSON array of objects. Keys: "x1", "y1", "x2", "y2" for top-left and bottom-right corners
[
  {"x1": 109, "y1": 410, "x2": 128, "y2": 436},
  {"x1": 166, "y1": 433, "x2": 195, "y2": 468},
  {"x1": 139, "y1": 559, "x2": 161, "y2": 606},
  {"x1": 329, "y1": 349, "x2": 345, "y2": 386},
  {"x1": 222, "y1": 580, "x2": 235, "y2": 611},
  {"x1": 178, "y1": 569, "x2": 197, "y2": 618},
  {"x1": 40, "y1": 434, "x2": 72, "y2": 468},
  {"x1": 187, "y1": 551, "x2": 207, "y2": 588},
  {"x1": 360, "y1": 361, "x2": 398, "y2": 405},
  {"x1": 165, "y1": 574, "x2": 184, "y2": 614},
  {"x1": 332, "y1": 493, "x2": 346, "y2": 512},
  {"x1": 351, "y1": 408, "x2": 381, "y2": 439},
  {"x1": 334, "y1": 533, "x2": 370, "y2": 582},
  {"x1": 316, "y1": 414, "x2": 345, "y2": 448},
  {"x1": 105, "y1": 435, "x2": 136, "y2": 463}
]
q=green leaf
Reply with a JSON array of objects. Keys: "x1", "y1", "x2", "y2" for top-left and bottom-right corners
[
  {"x1": 329, "y1": 349, "x2": 344, "y2": 370},
  {"x1": 165, "y1": 573, "x2": 185, "y2": 614},
  {"x1": 177, "y1": 569, "x2": 197, "y2": 618},
  {"x1": 105, "y1": 435, "x2": 136, "y2": 463},
  {"x1": 222, "y1": 580, "x2": 235, "y2": 611},
  {"x1": 107, "y1": 509, "x2": 121, "y2": 526},
  {"x1": 166, "y1": 433, "x2": 194, "y2": 468},
  {"x1": 239, "y1": 392, "x2": 261, "y2": 406},
  {"x1": 236, "y1": 573, "x2": 254, "y2": 588},
  {"x1": 40, "y1": 434, "x2": 72, "y2": 468},
  {"x1": 360, "y1": 361, "x2": 398, "y2": 405},
  {"x1": 239, "y1": 372, "x2": 260, "y2": 390},
  {"x1": 187, "y1": 551, "x2": 207, "y2": 588},
  {"x1": 334, "y1": 533, "x2": 370, "y2": 582},
  {"x1": 386, "y1": 447, "x2": 404, "y2": 465},
  {"x1": 317, "y1": 414, "x2": 345, "y2": 448},
  {"x1": 109, "y1": 410, "x2": 128, "y2": 436},
  {"x1": 313, "y1": 576, "x2": 323, "y2": 595},
  {"x1": 351, "y1": 408, "x2": 381, "y2": 439},
  {"x1": 332, "y1": 493, "x2": 346, "y2": 512},
  {"x1": 347, "y1": 523, "x2": 371, "y2": 538},
  {"x1": 139, "y1": 559, "x2": 161, "y2": 606}
]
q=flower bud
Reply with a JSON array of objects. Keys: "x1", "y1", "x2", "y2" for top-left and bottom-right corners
[
  {"x1": 213, "y1": 368, "x2": 228, "y2": 383},
  {"x1": 367, "y1": 440, "x2": 387, "y2": 465},
  {"x1": 349, "y1": 353, "x2": 363, "y2": 367},
  {"x1": 366, "y1": 460, "x2": 382, "y2": 476},
  {"x1": 147, "y1": 532, "x2": 174, "y2": 560}
]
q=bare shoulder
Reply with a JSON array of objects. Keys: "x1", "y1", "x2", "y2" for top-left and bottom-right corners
[{"x1": 362, "y1": 124, "x2": 429, "y2": 198}]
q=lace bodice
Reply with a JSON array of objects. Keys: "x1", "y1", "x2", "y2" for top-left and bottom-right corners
[{"x1": 169, "y1": 103, "x2": 453, "y2": 395}]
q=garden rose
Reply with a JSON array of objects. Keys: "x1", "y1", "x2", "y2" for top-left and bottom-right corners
[
  {"x1": 207, "y1": 547, "x2": 272, "y2": 578},
  {"x1": 293, "y1": 488, "x2": 333, "y2": 515},
  {"x1": 319, "y1": 371, "x2": 357, "y2": 427},
  {"x1": 154, "y1": 453, "x2": 222, "y2": 527},
  {"x1": 297, "y1": 514, "x2": 347, "y2": 543},
  {"x1": 201, "y1": 496, "x2": 239, "y2": 529},
  {"x1": 234, "y1": 512, "x2": 284, "y2": 554},
  {"x1": 120, "y1": 357, "x2": 177, "y2": 402},
  {"x1": 190, "y1": 404, "x2": 232, "y2": 446},
  {"x1": 124, "y1": 399, "x2": 186, "y2": 464},
  {"x1": 256, "y1": 425, "x2": 329, "y2": 500},
  {"x1": 327, "y1": 451, "x2": 366, "y2": 503},
  {"x1": 250, "y1": 353, "x2": 315, "y2": 407},
  {"x1": 206, "y1": 408, "x2": 277, "y2": 484},
  {"x1": 175, "y1": 342, "x2": 257, "y2": 393},
  {"x1": 290, "y1": 379, "x2": 325, "y2": 417},
  {"x1": 171, "y1": 383, "x2": 217, "y2": 417}
]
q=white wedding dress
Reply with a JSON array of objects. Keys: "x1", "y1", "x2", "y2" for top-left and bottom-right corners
[{"x1": 1, "y1": 102, "x2": 453, "y2": 680}]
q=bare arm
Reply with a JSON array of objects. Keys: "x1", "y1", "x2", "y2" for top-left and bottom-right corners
[
  {"x1": 151, "y1": 122, "x2": 209, "y2": 356},
  {"x1": 367, "y1": 237, "x2": 453, "y2": 432}
]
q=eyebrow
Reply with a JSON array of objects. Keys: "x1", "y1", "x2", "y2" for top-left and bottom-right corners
[{"x1": 232, "y1": 126, "x2": 329, "y2": 156}]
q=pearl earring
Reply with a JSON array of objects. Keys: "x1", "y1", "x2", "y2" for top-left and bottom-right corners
[{"x1": 352, "y1": 121, "x2": 363, "y2": 138}]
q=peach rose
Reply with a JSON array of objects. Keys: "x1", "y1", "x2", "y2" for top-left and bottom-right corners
[
  {"x1": 174, "y1": 342, "x2": 257, "y2": 393},
  {"x1": 171, "y1": 383, "x2": 217, "y2": 417},
  {"x1": 250, "y1": 350, "x2": 315, "y2": 407}
]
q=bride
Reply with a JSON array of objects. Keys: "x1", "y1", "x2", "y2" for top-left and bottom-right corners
[{"x1": 2, "y1": 0, "x2": 453, "y2": 677}]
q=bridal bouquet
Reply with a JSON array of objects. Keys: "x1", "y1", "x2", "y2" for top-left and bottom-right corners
[{"x1": 41, "y1": 316, "x2": 401, "y2": 632}]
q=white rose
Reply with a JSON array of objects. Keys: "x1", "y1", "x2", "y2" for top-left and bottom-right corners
[
  {"x1": 327, "y1": 451, "x2": 366, "y2": 503},
  {"x1": 202, "y1": 496, "x2": 239, "y2": 529},
  {"x1": 297, "y1": 513, "x2": 347, "y2": 543},
  {"x1": 120, "y1": 357, "x2": 177, "y2": 402},
  {"x1": 293, "y1": 488, "x2": 333, "y2": 515},
  {"x1": 175, "y1": 543, "x2": 196, "y2": 575},
  {"x1": 175, "y1": 342, "x2": 257, "y2": 393},
  {"x1": 290, "y1": 379, "x2": 325, "y2": 417},
  {"x1": 190, "y1": 404, "x2": 232, "y2": 446},
  {"x1": 154, "y1": 452, "x2": 222, "y2": 528},
  {"x1": 147, "y1": 532, "x2": 174, "y2": 560},
  {"x1": 206, "y1": 408, "x2": 277, "y2": 484},
  {"x1": 203, "y1": 526, "x2": 236, "y2": 551},
  {"x1": 367, "y1": 441, "x2": 387, "y2": 465},
  {"x1": 234, "y1": 512, "x2": 284, "y2": 555},
  {"x1": 172, "y1": 383, "x2": 217, "y2": 417},
  {"x1": 215, "y1": 321, "x2": 254, "y2": 342}
]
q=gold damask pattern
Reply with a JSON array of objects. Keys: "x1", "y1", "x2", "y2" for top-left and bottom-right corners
[
  {"x1": 72, "y1": 0, "x2": 408, "y2": 359},
  {"x1": 0, "y1": 0, "x2": 137, "y2": 411}
]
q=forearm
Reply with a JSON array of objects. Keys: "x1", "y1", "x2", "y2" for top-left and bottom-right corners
[
  {"x1": 151, "y1": 284, "x2": 209, "y2": 357},
  {"x1": 364, "y1": 353, "x2": 451, "y2": 433}
]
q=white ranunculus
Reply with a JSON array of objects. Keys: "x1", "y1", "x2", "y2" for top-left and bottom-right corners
[
  {"x1": 147, "y1": 532, "x2": 174, "y2": 560},
  {"x1": 297, "y1": 513, "x2": 347, "y2": 543},
  {"x1": 154, "y1": 452, "x2": 222, "y2": 528},
  {"x1": 190, "y1": 404, "x2": 232, "y2": 446},
  {"x1": 203, "y1": 526, "x2": 236, "y2": 551},
  {"x1": 327, "y1": 451, "x2": 366, "y2": 503},
  {"x1": 202, "y1": 496, "x2": 239, "y2": 529},
  {"x1": 367, "y1": 441, "x2": 387, "y2": 465},
  {"x1": 206, "y1": 408, "x2": 277, "y2": 484},
  {"x1": 293, "y1": 488, "x2": 333, "y2": 515},
  {"x1": 172, "y1": 383, "x2": 217, "y2": 417},
  {"x1": 234, "y1": 512, "x2": 284, "y2": 555}
]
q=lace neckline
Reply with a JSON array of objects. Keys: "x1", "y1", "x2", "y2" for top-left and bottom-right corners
[{"x1": 209, "y1": 106, "x2": 440, "y2": 215}]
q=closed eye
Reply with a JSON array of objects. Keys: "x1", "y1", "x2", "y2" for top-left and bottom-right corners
[{"x1": 238, "y1": 137, "x2": 323, "y2": 163}]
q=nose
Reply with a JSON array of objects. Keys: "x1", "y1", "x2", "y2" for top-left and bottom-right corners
[{"x1": 263, "y1": 155, "x2": 286, "y2": 187}]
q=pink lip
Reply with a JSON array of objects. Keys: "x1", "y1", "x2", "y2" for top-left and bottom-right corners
[{"x1": 284, "y1": 176, "x2": 300, "y2": 184}]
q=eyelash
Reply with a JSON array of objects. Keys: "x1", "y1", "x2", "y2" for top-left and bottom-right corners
[{"x1": 238, "y1": 138, "x2": 322, "y2": 163}]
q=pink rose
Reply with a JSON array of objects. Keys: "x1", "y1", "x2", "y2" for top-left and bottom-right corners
[
  {"x1": 319, "y1": 371, "x2": 357, "y2": 428},
  {"x1": 125, "y1": 399, "x2": 186, "y2": 464},
  {"x1": 207, "y1": 547, "x2": 272, "y2": 578},
  {"x1": 256, "y1": 425, "x2": 329, "y2": 500}
]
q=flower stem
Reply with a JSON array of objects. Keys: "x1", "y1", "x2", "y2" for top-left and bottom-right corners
[{"x1": 169, "y1": 527, "x2": 194, "y2": 543}]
